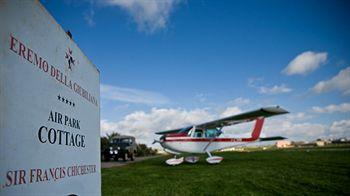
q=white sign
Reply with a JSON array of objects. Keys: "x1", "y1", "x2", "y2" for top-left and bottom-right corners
[{"x1": 0, "y1": 1, "x2": 101, "y2": 195}]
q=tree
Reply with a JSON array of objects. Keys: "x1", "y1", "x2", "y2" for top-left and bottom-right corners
[
  {"x1": 100, "y1": 136, "x2": 109, "y2": 151},
  {"x1": 106, "y1": 132, "x2": 121, "y2": 141},
  {"x1": 136, "y1": 143, "x2": 158, "y2": 157}
]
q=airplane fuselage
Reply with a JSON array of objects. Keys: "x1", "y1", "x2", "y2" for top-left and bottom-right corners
[{"x1": 161, "y1": 135, "x2": 257, "y2": 154}]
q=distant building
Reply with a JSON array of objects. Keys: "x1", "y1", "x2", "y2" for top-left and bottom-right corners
[
  {"x1": 276, "y1": 140, "x2": 292, "y2": 148},
  {"x1": 220, "y1": 147, "x2": 246, "y2": 152},
  {"x1": 332, "y1": 138, "x2": 350, "y2": 144},
  {"x1": 156, "y1": 149, "x2": 169, "y2": 155},
  {"x1": 316, "y1": 141, "x2": 326, "y2": 147},
  {"x1": 293, "y1": 141, "x2": 307, "y2": 147},
  {"x1": 220, "y1": 147, "x2": 235, "y2": 152}
]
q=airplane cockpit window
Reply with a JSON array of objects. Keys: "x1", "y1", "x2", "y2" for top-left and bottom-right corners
[
  {"x1": 194, "y1": 129, "x2": 203, "y2": 138},
  {"x1": 205, "y1": 129, "x2": 219, "y2": 138}
]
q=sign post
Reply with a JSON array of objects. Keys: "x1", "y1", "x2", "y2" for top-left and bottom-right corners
[{"x1": 0, "y1": 1, "x2": 101, "y2": 195}]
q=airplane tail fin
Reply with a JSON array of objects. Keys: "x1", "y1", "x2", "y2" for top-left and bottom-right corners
[{"x1": 251, "y1": 117, "x2": 264, "y2": 140}]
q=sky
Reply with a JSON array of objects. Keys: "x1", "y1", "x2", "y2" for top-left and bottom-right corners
[{"x1": 41, "y1": 0, "x2": 350, "y2": 146}]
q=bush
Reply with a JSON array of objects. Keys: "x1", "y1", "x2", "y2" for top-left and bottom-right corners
[{"x1": 136, "y1": 143, "x2": 158, "y2": 157}]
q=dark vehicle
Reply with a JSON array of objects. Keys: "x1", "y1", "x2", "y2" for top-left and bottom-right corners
[{"x1": 103, "y1": 136, "x2": 137, "y2": 161}]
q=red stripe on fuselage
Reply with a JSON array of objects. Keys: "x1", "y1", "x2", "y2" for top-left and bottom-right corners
[{"x1": 164, "y1": 137, "x2": 257, "y2": 142}]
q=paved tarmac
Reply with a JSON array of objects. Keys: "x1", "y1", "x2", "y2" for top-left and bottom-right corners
[{"x1": 101, "y1": 156, "x2": 161, "y2": 168}]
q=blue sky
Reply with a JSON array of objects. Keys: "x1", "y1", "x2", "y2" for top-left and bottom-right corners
[{"x1": 41, "y1": 0, "x2": 350, "y2": 144}]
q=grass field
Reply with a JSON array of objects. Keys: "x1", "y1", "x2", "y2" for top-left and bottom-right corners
[{"x1": 102, "y1": 147, "x2": 350, "y2": 195}]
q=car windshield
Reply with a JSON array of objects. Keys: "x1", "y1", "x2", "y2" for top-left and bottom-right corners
[
  {"x1": 120, "y1": 138, "x2": 131, "y2": 143},
  {"x1": 111, "y1": 138, "x2": 132, "y2": 145}
]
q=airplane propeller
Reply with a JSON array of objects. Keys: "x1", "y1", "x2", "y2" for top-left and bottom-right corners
[
  {"x1": 152, "y1": 135, "x2": 165, "y2": 144},
  {"x1": 152, "y1": 140, "x2": 159, "y2": 144}
]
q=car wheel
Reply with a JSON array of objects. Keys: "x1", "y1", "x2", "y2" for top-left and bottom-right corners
[{"x1": 130, "y1": 153, "x2": 135, "y2": 161}]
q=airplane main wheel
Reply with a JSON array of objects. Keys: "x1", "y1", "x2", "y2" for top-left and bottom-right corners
[{"x1": 206, "y1": 156, "x2": 223, "y2": 164}]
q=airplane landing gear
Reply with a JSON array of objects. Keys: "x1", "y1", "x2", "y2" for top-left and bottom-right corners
[
  {"x1": 206, "y1": 151, "x2": 223, "y2": 164},
  {"x1": 185, "y1": 156, "x2": 199, "y2": 163},
  {"x1": 166, "y1": 156, "x2": 184, "y2": 166}
]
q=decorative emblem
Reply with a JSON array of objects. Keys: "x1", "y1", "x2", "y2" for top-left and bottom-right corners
[{"x1": 65, "y1": 47, "x2": 75, "y2": 70}]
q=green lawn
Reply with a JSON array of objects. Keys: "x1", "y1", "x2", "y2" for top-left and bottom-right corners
[{"x1": 102, "y1": 148, "x2": 350, "y2": 195}]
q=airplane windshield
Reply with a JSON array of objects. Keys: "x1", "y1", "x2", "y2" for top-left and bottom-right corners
[
  {"x1": 194, "y1": 129, "x2": 220, "y2": 138},
  {"x1": 205, "y1": 129, "x2": 218, "y2": 138}
]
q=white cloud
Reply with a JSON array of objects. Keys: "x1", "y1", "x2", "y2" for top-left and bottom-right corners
[
  {"x1": 220, "y1": 107, "x2": 242, "y2": 118},
  {"x1": 101, "y1": 108, "x2": 214, "y2": 145},
  {"x1": 229, "y1": 97, "x2": 250, "y2": 106},
  {"x1": 312, "y1": 103, "x2": 350, "y2": 113},
  {"x1": 247, "y1": 77, "x2": 263, "y2": 88},
  {"x1": 282, "y1": 51, "x2": 327, "y2": 75},
  {"x1": 329, "y1": 119, "x2": 350, "y2": 138},
  {"x1": 264, "y1": 117, "x2": 326, "y2": 140},
  {"x1": 102, "y1": 0, "x2": 181, "y2": 33},
  {"x1": 84, "y1": 0, "x2": 96, "y2": 26},
  {"x1": 286, "y1": 112, "x2": 313, "y2": 121},
  {"x1": 313, "y1": 66, "x2": 350, "y2": 95},
  {"x1": 247, "y1": 78, "x2": 292, "y2": 95},
  {"x1": 100, "y1": 84, "x2": 169, "y2": 105},
  {"x1": 195, "y1": 93, "x2": 208, "y2": 103},
  {"x1": 259, "y1": 84, "x2": 292, "y2": 94}
]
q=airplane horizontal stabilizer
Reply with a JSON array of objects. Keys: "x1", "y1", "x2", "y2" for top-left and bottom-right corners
[{"x1": 259, "y1": 136, "x2": 286, "y2": 141}]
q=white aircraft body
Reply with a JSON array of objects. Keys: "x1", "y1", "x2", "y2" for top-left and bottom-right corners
[{"x1": 154, "y1": 106, "x2": 288, "y2": 165}]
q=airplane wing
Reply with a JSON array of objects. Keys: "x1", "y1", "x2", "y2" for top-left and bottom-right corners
[
  {"x1": 196, "y1": 106, "x2": 288, "y2": 129},
  {"x1": 155, "y1": 126, "x2": 193, "y2": 135}
]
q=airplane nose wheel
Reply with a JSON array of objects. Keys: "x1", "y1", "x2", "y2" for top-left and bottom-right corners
[{"x1": 166, "y1": 156, "x2": 184, "y2": 166}]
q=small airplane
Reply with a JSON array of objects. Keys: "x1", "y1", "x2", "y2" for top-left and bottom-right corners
[{"x1": 153, "y1": 106, "x2": 288, "y2": 165}]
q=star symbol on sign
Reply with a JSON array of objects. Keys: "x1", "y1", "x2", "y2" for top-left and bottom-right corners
[
  {"x1": 62, "y1": 97, "x2": 65, "y2": 102},
  {"x1": 58, "y1": 95, "x2": 61, "y2": 100}
]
